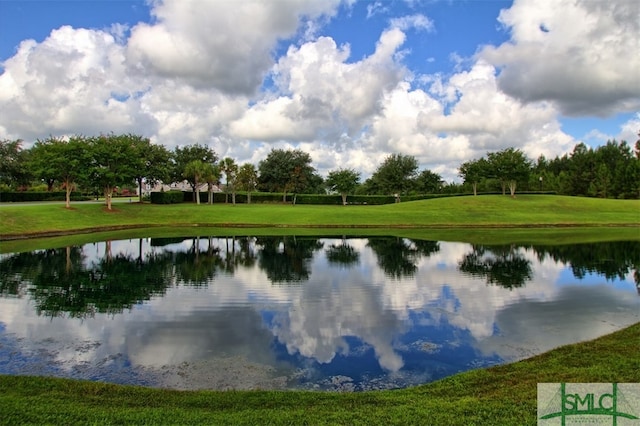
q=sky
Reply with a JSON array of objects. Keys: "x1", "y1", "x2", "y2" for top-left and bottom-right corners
[{"x1": 0, "y1": 0, "x2": 638, "y2": 181}]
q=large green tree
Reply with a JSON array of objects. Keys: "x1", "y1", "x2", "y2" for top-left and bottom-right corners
[
  {"x1": 566, "y1": 143, "x2": 596, "y2": 196},
  {"x1": 130, "y1": 137, "x2": 172, "y2": 203},
  {"x1": 414, "y1": 169, "x2": 443, "y2": 194},
  {"x1": 88, "y1": 134, "x2": 140, "y2": 210},
  {"x1": 459, "y1": 157, "x2": 490, "y2": 196},
  {"x1": 325, "y1": 168, "x2": 360, "y2": 205},
  {"x1": 487, "y1": 148, "x2": 531, "y2": 197},
  {"x1": 0, "y1": 139, "x2": 31, "y2": 189},
  {"x1": 594, "y1": 140, "x2": 636, "y2": 198},
  {"x1": 236, "y1": 163, "x2": 258, "y2": 204},
  {"x1": 184, "y1": 160, "x2": 209, "y2": 205},
  {"x1": 29, "y1": 136, "x2": 90, "y2": 208},
  {"x1": 173, "y1": 144, "x2": 218, "y2": 198},
  {"x1": 367, "y1": 153, "x2": 418, "y2": 199},
  {"x1": 258, "y1": 149, "x2": 318, "y2": 202}
]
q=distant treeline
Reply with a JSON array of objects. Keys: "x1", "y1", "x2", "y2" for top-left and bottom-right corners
[{"x1": 1, "y1": 135, "x2": 638, "y2": 209}]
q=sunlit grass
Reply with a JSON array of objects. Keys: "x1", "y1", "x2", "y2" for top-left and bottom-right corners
[
  {"x1": 1, "y1": 195, "x2": 638, "y2": 240},
  {"x1": 1, "y1": 225, "x2": 638, "y2": 254}
]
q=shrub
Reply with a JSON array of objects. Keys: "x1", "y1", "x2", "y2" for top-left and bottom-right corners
[
  {"x1": 150, "y1": 191, "x2": 184, "y2": 204},
  {"x1": 0, "y1": 191, "x2": 88, "y2": 202}
]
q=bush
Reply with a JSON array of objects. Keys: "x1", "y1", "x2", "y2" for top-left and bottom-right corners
[
  {"x1": 347, "y1": 195, "x2": 396, "y2": 205},
  {"x1": 0, "y1": 191, "x2": 88, "y2": 202},
  {"x1": 150, "y1": 191, "x2": 184, "y2": 204},
  {"x1": 294, "y1": 194, "x2": 343, "y2": 205}
]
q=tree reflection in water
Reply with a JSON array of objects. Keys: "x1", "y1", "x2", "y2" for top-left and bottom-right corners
[
  {"x1": 459, "y1": 245, "x2": 533, "y2": 289},
  {"x1": 256, "y1": 236, "x2": 324, "y2": 283},
  {"x1": 0, "y1": 237, "x2": 638, "y2": 319},
  {"x1": 325, "y1": 237, "x2": 359, "y2": 267},
  {"x1": 0, "y1": 235, "x2": 638, "y2": 392},
  {"x1": 366, "y1": 237, "x2": 440, "y2": 279}
]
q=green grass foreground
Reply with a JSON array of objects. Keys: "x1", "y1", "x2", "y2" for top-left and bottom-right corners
[
  {"x1": 1, "y1": 322, "x2": 638, "y2": 425},
  {"x1": 1, "y1": 195, "x2": 639, "y2": 240}
]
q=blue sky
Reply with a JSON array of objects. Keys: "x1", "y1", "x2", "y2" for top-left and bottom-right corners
[{"x1": 0, "y1": 0, "x2": 638, "y2": 180}]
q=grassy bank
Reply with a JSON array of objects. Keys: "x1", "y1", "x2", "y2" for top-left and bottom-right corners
[
  {"x1": 1, "y1": 195, "x2": 639, "y2": 240},
  {"x1": 1, "y1": 225, "x2": 639, "y2": 254},
  {"x1": 1, "y1": 322, "x2": 638, "y2": 425}
]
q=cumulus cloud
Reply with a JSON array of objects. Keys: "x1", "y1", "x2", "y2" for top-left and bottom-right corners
[
  {"x1": 481, "y1": 0, "x2": 640, "y2": 116},
  {"x1": 0, "y1": 0, "x2": 606, "y2": 181},
  {"x1": 0, "y1": 26, "x2": 153, "y2": 141},
  {"x1": 127, "y1": 0, "x2": 342, "y2": 95},
  {"x1": 619, "y1": 113, "x2": 640, "y2": 145},
  {"x1": 358, "y1": 60, "x2": 574, "y2": 178},
  {"x1": 229, "y1": 28, "x2": 407, "y2": 143}
]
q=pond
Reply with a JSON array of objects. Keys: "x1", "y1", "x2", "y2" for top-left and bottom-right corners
[{"x1": 0, "y1": 235, "x2": 638, "y2": 391}]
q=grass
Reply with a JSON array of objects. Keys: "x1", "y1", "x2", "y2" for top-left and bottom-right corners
[
  {"x1": 1, "y1": 225, "x2": 639, "y2": 254},
  {"x1": 1, "y1": 194, "x2": 638, "y2": 424},
  {"x1": 1, "y1": 195, "x2": 639, "y2": 240},
  {"x1": 1, "y1": 322, "x2": 638, "y2": 425}
]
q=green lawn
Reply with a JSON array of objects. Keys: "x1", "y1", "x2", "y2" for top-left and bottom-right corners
[
  {"x1": 1, "y1": 195, "x2": 639, "y2": 240},
  {"x1": 1, "y1": 322, "x2": 638, "y2": 425}
]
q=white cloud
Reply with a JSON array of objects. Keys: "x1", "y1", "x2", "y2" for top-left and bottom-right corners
[
  {"x1": 229, "y1": 29, "x2": 407, "y2": 144},
  {"x1": 359, "y1": 60, "x2": 574, "y2": 179},
  {"x1": 619, "y1": 113, "x2": 640, "y2": 146},
  {"x1": 366, "y1": 1, "x2": 388, "y2": 19},
  {"x1": 0, "y1": 26, "x2": 153, "y2": 141},
  {"x1": 127, "y1": 0, "x2": 343, "y2": 95},
  {"x1": 0, "y1": 1, "x2": 587, "y2": 180},
  {"x1": 389, "y1": 14, "x2": 434, "y2": 32},
  {"x1": 481, "y1": 0, "x2": 640, "y2": 116}
]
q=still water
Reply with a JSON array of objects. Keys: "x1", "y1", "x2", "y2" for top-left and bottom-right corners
[{"x1": 1, "y1": 236, "x2": 638, "y2": 391}]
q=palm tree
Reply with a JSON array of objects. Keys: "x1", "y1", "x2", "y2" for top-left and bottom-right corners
[
  {"x1": 220, "y1": 157, "x2": 238, "y2": 204},
  {"x1": 184, "y1": 160, "x2": 208, "y2": 204},
  {"x1": 203, "y1": 163, "x2": 221, "y2": 205}
]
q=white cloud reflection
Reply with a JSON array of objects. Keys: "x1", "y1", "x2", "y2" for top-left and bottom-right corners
[{"x1": 0, "y1": 237, "x2": 638, "y2": 390}]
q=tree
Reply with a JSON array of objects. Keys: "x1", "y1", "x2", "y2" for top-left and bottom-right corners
[
  {"x1": 487, "y1": 148, "x2": 531, "y2": 197},
  {"x1": 29, "y1": 136, "x2": 89, "y2": 208},
  {"x1": 202, "y1": 163, "x2": 221, "y2": 205},
  {"x1": 368, "y1": 153, "x2": 418, "y2": 199},
  {"x1": 220, "y1": 157, "x2": 238, "y2": 204},
  {"x1": 173, "y1": 144, "x2": 218, "y2": 199},
  {"x1": 88, "y1": 134, "x2": 140, "y2": 210},
  {"x1": 130, "y1": 137, "x2": 172, "y2": 203},
  {"x1": 236, "y1": 163, "x2": 258, "y2": 204},
  {"x1": 566, "y1": 143, "x2": 595, "y2": 196},
  {"x1": 459, "y1": 158, "x2": 489, "y2": 196},
  {"x1": 595, "y1": 140, "x2": 636, "y2": 198},
  {"x1": 325, "y1": 168, "x2": 360, "y2": 205},
  {"x1": 414, "y1": 169, "x2": 443, "y2": 194},
  {"x1": 258, "y1": 149, "x2": 318, "y2": 202},
  {"x1": 0, "y1": 139, "x2": 31, "y2": 189},
  {"x1": 184, "y1": 160, "x2": 209, "y2": 205}
]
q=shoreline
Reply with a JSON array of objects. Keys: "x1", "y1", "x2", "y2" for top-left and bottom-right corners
[{"x1": 3, "y1": 222, "x2": 639, "y2": 241}]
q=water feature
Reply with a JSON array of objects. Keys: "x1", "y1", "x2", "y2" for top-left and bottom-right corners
[{"x1": 1, "y1": 236, "x2": 638, "y2": 391}]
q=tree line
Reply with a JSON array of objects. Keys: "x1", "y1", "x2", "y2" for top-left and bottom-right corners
[{"x1": 1, "y1": 134, "x2": 639, "y2": 208}]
